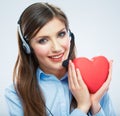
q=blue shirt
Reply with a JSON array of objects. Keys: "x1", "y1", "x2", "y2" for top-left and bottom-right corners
[{"x1": 5, "y1": 68, "x2": 116, "y2": 116}]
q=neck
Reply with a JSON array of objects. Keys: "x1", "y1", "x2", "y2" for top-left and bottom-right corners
[
  {"x1": 53, "y1": 68, "x2": 67, "y2": 79},
  {"x1": 40, "y1": 67, "x2": 67, "y2": 79}
]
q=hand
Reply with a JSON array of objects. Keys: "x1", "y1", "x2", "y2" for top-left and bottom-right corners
[
  {"x1": 90, "y1": 60, "x2": 113, "y2": 114},
  {"x1": 68, "y1": 60, "x2": 91, "y2": 113}
]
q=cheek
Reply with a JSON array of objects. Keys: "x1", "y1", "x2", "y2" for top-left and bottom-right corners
[
  {"x1": 62, "y1": 38, "x2": 71, "y2": 50},
  {"x1": 33, "y1": 45, "x2": 50, "y2": 58}
]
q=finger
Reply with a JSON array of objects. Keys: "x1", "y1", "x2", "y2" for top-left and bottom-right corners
[
  {"x1": 95, "y1": 60, "x2": 113, "y2": 97},
  {"x1": 70, "y1": 60, "x2": 79, "y2": 87},
  {"x1": 68, "y1": 60, "x2": 79, "y2": 88},
  {"x1": 106, "y1": 60, "x2": 113, "y2": 84},
  {"x1": 102, "y1": 60, "x2": 113, "y2": 88},
  {"x1": 68, "y1": 60, "x2": 74, "y2": 89}
]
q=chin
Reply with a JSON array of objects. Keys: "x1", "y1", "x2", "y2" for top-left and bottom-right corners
[{"x1": 53, "y1": 63, "x2": 64, "y2": 70}]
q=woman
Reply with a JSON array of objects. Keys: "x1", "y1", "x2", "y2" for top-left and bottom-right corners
[{"x1": 5, "y1": 2, "x2": 116, "y2": 116}]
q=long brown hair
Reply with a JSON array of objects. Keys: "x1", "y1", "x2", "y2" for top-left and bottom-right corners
[{"x1": 13, "y1": 2, "x2": 76, "y2": 116}]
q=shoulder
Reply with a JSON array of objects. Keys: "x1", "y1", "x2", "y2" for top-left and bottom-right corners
[
  {"x1": 100, "y1": 92, "x2": 113, "y2": 107},
  {"x1": 100, "y1": 92, "x2": 110, "y2": 102},
  {"x1": 4, "y1": 84, "x2": 23, "y2": 115},
  {"x1": 5, "y1": 84, "x2": 17, "y2": 98},
  {"x1": 4, "y1": 84, "x2": 22, "y2": 108},
  {"x1": 98, "y1": 92, "x2": 116, "y2": 116}
]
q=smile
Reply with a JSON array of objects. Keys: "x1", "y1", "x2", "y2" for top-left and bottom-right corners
[{"x1": 48, "y1": 53, "x2": 64, "y2": 62}]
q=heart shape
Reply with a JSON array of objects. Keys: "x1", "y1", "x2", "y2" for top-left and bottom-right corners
[{"x1": 72, "y1": 56, "x2": 109, "y2": 93}]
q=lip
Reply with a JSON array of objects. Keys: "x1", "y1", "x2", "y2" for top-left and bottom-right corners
[{"x1": 48, "y1": 53, "x2": 64, "y2": 62}]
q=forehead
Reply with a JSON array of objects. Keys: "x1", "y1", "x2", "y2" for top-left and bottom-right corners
[{"x1": 35, "y1": 18, "x2": 65, "y2": 36}]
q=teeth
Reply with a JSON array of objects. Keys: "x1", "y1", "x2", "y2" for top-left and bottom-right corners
[{"x1": 51, "y1": 54, "x2": 62, "y2": 59}]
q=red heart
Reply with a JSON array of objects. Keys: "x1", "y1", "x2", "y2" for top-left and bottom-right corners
[{"x1": 72, "y1": 56, "x2": 109, "y2": 93}]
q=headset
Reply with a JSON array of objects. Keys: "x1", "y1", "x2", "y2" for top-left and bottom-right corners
[
  {"x1": 18, "y1": 23, "x2": 75, "y2": 58},
  {"x1": 17, "y1": 23, "x2": 31, "y2": 54}
]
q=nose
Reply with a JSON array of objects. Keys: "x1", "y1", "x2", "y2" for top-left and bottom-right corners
[{"x1": 51, "y1": 39, "x2": 62, "y2": 52}]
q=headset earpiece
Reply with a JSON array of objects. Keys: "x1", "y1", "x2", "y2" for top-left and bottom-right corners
[
  {"x1": 22, "y1": 40, "x2": 31, "y2": 54},
  {"x1": 69, "y1": 30, "x2": 75, "y2": 40},
  {"x1": 17, "y1": 24, "x2": 31, "y2": 54}
]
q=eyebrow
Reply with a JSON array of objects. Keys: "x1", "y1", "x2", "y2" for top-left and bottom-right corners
[
  {"x1": 56, "y1": 28, "x2": 66, "y2": 34},
  {"x1": 34, "y1": 27, "x2": 66, "y2": 40}
]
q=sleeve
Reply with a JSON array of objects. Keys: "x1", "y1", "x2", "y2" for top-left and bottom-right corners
[
  {"x1": 4, "y1": 84, "x2": 24, "y2": 116},
  {"x1": 88, "y1": 92, "x2": 116, "y2": 116},
  {"x1": 70, "y1": 108, "x2": 88, "y2": 116}
]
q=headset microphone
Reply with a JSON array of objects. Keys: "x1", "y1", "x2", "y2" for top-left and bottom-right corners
[
  {"x1": 17, "y1": 23, "x2": 31, "y2": 54},
  {"x1": 62, "y1": 30, "x2": 75, "y2": 68}
]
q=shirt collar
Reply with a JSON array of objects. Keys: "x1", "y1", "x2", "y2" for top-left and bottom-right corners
[{"x1": 36, "y1": 67, "x2": 68, "y2": 82}]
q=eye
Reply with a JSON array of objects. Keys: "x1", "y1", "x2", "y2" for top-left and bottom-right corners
[
  {"x1": 38, "y1": 38, "x2": 48, "y2": 44},
  {"x1": 58, "y1": 31, "x2": 66, "y2": 38}
]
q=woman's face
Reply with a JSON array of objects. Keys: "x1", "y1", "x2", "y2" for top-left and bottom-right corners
[{"x1": 30, "y1": 18, "x2": 71, "y2": 75}]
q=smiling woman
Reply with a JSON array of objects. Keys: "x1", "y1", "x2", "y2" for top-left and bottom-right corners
[
  {"x1": 4, "y1": 2, "x2": 116, "y2": 116},
  {"x1": 30, "y1": 18, "x2": 71, "y2": 76}
]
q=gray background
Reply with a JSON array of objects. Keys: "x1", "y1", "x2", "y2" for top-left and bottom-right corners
[{"x1": 0, "y1": 0, "x2": 120, "y2": 115}]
